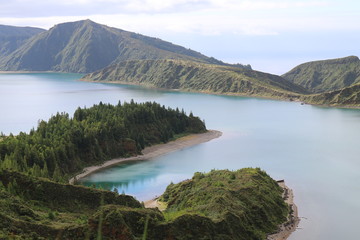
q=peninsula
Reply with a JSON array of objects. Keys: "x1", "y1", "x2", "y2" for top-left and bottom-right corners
[{"x1": 70, "y1": 130, "x2": 222, "y2": 184}]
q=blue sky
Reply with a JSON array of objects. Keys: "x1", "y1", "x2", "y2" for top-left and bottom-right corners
[{"x1": 1, "y1": 0, "x2": 359, "y2": 74}]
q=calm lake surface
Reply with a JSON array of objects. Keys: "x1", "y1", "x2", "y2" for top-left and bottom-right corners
[{"x1": 1, "y1": 73, "x2": 360, "y2": 240}]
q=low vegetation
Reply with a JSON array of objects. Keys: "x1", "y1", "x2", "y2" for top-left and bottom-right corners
[
  {"x1": 83, "y1": 59, "x2": 307, "y2": 100},
  {"x1": 0, "y1": 168, "x2": 289, "y2": 239},
  {"x1": 282, "y1": 56, "x2": 360, "y2": 93},
  {"x1": 302, "y1": 83, "x2": 360, "y2": 107},
  {"x1": 159, "y1": 168, "x2": 289, "y2": 240}
]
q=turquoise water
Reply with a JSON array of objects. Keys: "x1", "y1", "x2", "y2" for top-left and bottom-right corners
[{"x1": 1, "y1": 73, "x2": 360, "y2": 240}]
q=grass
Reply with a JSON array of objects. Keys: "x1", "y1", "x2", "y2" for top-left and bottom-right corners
[
  {"x1": 84, "y1": 59, "x2": 307, "y2": 101},
  {"x1": 162, "y1": 209, "x2": 206, "y2": 222},
  {"x1": 0, "y1": 168, "x2": 289, "y2": 240},
  {"x1": 160, "y1": 168, "x2": 289, "y2": 240}
]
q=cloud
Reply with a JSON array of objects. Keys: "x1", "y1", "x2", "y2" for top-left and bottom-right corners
[
  {"x1": 0, "y1": 0, "x2": 330, "y2": 17},
  {"x1": 0, "y1": 0, "x2": 210, "y2": 17},
  {"x1": 0, "y1": 0, "x2": 359, "y2": 37},
  {"x1": 0, "y1": 0, "x2": 359, "y2": 74}
]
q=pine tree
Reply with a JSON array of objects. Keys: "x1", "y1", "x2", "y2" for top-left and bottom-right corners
[
  {"x1": 30, "y1": 164, "x2": 41, "y2": 177},
  {"x1": 41, "y1": 162, "x2": 49, "y2": 178},
  {"x1": 52, "y1": 164, "x2": 62, "y2": 182}
]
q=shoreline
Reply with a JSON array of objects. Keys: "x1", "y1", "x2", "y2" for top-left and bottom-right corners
[
  {"x1": 81, "y1": 78, "x2": 300, "y2": 102},
  {"x1": 69, "y1": 130, "x2": 222, "y2": 184},
  {"x1": 267, "y1": 181, "x2": 300, "y2": 240},
  {"x1": 2, "y1": 71, "x2": 358, "y2": 109},
  {"x1": 83, "y1": 79, "x2": 360, "y2": 110}
]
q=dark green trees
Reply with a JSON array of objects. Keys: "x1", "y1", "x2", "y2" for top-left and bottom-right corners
[{"x1": 0, "y1": 101, "x2": 206, "y2": 180}]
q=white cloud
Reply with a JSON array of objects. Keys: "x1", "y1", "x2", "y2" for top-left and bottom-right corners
[
  {"x1": 0, "y1": 0, "x2": 359, "y2": 73},
  {"x1": 0, "y1": 0, "x2": 359, "y2": 37}
]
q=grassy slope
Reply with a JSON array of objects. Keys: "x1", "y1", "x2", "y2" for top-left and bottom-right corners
[
  {"x1": 0, "y1": 25, "x2": 44, "y2": 57},
  {"x1": 0, "y1": 170, "x2": 144, "y2": 239},
  {"x1": 302, "y1": 83, "x2": 360, "y2": 107},
  {"x1": 0, "y1": 168, "x2": 288, "y2": 240},
  {"x1": 0, "y1": 20, "x2": 229, "y2": 73},
  {"x1": 158, "y1": 168, "x2": 289, "y2": 240},
  {"x1": 282, "y1": 56, "x2": 360, "y2": 93},
  {"x1": 83, "y1": 59, "x2": 308, "y2": 100}
]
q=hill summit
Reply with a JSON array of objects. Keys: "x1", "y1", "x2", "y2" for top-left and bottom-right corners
[
  {"x1": 282, "y1": 56, "x2": 360, "y2": 93},
  {"x1": 0, "y1": 20, "x2": 229, "y2": 73}
]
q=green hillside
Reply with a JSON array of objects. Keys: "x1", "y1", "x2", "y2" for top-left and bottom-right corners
[
  {"x1": 0, "y1": 20, "x2": 236, "y2": 73},
  {"x1": 83, "y1": 59, "x2": 307, "y2": 100},
  {"x1": 0, "y1": 168, "x2": 289, "y2": 239},
  {"x1": 159, "y1": 168, "x2": 289, "y2": 240},
  {"x1": 282, "y1": 56, "x2": 360, "y2": 93},
  {"x1": 303, "y1": 83, "x2": 360, "y2": 107},
  {"x1": 0, "y1": 25, "x2": 44, "y2": 57},
  {"x1": 0, "y1": 170, "x2": 146, "y2": 239}
]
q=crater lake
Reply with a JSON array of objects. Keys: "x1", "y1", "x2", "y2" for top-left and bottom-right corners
[{"x1": 1, "y1": 73, "x2": 360, "y2": 240}]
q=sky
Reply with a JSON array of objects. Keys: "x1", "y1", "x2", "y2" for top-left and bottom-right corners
[{"x1": 0, "y1": 0, "x2": 359, "y2": 74}]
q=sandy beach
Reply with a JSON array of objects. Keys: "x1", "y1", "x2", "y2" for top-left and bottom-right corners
[
  {"x1": 267, "y1": 181, "x2": 300, "y2": 240},
  {"x1": 69, "y1": 130, "x2": 222, "y2": 184}
]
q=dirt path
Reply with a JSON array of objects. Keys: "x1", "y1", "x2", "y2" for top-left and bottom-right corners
[{"x1": 69, "y1": 130, "x2": 222, "y2": 184}]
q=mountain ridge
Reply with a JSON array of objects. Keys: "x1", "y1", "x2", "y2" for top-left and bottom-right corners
[
  {"x1": 2, "y1": 20, "x2": 360, "y2": 108},
  {"x1": 82, "y1": 59, "x2": 307, "y2": 99},
  {"x1": 0, "y1": 20, "x2": 246, "y2": 73},
  {"x1": 0, "y1": 25, "x2": 45, "y2": 57},
  {"x1": 282, "y1": 56, "x2": 360, "y2": 93},
  {"x1": 303, "y1": 83, "x2": 360, "y2": 107}
]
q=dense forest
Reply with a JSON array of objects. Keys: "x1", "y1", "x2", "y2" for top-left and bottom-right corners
[{"x1": 0, "y1": 101, "x2": 206, "y2": 181}]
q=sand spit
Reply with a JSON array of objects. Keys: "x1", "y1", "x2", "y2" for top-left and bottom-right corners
[{"x1": 69, "y1": 130, "x2": 222, "y2": 184}]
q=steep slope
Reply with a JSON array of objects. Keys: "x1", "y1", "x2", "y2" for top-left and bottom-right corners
[
  {"x1": 282, "y1": 56, "x2": 360, "y2": 93},
  {"x1": 303, "y1": 83, "x2": 360, "y2": 107},
  {"x1": 0, "y1": 20, "x2": 230, "y2": 73},
  {"x1": 83, "y1": 59, "x2": 308, "y2": 99},
  {"x1": 0, "y1": 25, "x2": 44, "y2": 57}
]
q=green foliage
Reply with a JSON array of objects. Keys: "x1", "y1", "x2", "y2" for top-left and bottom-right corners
[
  {"x1": 84, "y1": 59, "x2": 307, "y2": 100},
  {"x1": 159, "y1": 168, "x2": 289, "y2": 240},
  {"x1": 0, "y1": 101, "x2": 206, "y2": 180},
  {"x1": 0, "y1": 170, "x2": 142, "y2": 239},
  {"x1": 283, "y1": 56, "x2": 360, "y2": 93},
  {"x1": 0, "y1": 168, "x2": 289, "y2": 239},
  {"x1": 47, "y1": 211, "x2": 55, "y2": 220},
  {"x1": 303, "y1": 83, "x2": 360, "y2": 107},
  {"x1": 142, "y1": 214, "x2": 150, "y2": 240}
]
